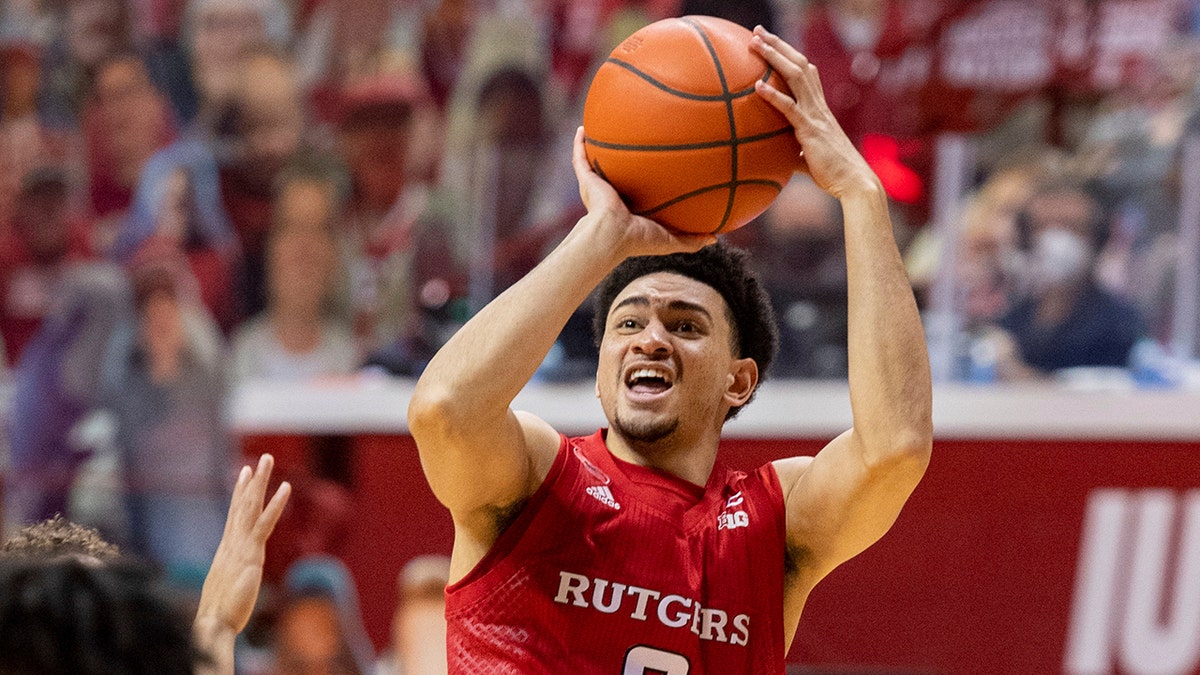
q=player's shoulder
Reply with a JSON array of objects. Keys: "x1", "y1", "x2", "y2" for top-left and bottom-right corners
[{"x1": 770, "y1": 456, "x2": 815, "y2": 495}]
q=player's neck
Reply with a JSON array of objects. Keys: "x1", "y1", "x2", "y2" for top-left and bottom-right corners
[{"x1": 606, "y1": 429, "x2": 720, "y2": 488}]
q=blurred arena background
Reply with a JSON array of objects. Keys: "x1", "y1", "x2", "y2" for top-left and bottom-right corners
[{"x1": 2, "y1": 0, "x2": 1200, "y2": 673}]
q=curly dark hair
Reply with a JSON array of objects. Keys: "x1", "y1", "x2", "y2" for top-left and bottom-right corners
[
  {"x1": 0, "y1": 515, "x2": 122, "y2": 563},
  {"x1": 593, "y1": 242, "x2": 779, "y2": 419},
  {"x1": 0, "y1": 557, "x2": 206, "y2": 675}
]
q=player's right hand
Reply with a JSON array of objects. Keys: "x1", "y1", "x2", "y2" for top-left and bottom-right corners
[{"x1": 571, "y1": 126, "x2": 715, "y2": 259}]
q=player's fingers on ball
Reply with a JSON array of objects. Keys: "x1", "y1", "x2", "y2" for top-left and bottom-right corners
[
  {"x1": 749, "y1": 36, "x2": 805, "y2": 81},
  {"x1": 754, "y1": 79, "x2": 798, "y2": 118},
  {"x1": 751, "y1": 26, "x2": 809, "y2": 70},
  {"x1": 571, "y1": 127, "x2": 591, "y2": 176}
]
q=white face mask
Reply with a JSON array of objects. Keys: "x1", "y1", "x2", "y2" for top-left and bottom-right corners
[{"x1": 1029, "y1": 228, "x2": 1091, "y2": 290}]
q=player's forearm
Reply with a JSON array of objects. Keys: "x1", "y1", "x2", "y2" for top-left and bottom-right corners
[
  {"x1": 410, "y1": 214, "x2": 624, "y2": 431},
  {"x1": 841, "y1": 183, "x2": 933, "y2": 464}
]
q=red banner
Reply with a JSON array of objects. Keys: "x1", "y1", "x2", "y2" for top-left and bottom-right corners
[{"x1": 245, "y1": 433, "x2": 1200, "y2": 673}]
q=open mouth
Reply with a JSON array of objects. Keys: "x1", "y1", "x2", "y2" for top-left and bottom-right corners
[{"x1": 625, "y1": 367, "x2": 674, "y2": 395}]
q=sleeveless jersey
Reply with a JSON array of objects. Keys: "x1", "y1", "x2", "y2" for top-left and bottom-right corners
[{"x1": 445, "y1": 429, "x2": 788, "y2": 674}]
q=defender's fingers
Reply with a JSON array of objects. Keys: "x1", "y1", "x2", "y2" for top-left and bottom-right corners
[
  {"x1": 246, "y1": 454, "x2": 275, "y2": 508},
  {"x1": 253, "y1": 481, "x2": 292, "y2": 542},
  {"x1": 223, "y1": 465, "x2": 253, "y2": 536}
]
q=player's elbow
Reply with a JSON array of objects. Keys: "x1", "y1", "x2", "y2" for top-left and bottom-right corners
[
  {"x1": 407, "y1": 383, "x2": 456, "y2": 445},
  {"x1": 859, "y1": 424, "x2": 932, "y2": 476},
  {"x1": 879, "y1": 427, "x2": 932, "y2": 473}
]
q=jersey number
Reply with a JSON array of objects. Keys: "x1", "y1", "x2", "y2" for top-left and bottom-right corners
[{"x1": 622, "y1": 645, "x2": 690, "y2": 674}]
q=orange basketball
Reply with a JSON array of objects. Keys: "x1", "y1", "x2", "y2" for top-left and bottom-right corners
[{"x1": 582, "y1": 16, "x2": 802, "y2": 235}]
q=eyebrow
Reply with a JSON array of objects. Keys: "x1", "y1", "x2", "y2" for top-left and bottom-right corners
[{"x1": 611, "y1": 296, "x2": 714, "y2": 321}]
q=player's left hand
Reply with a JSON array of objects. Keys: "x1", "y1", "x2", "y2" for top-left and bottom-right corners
[
  {"x1": 194, "y1": 454, "x2": 291, "y2": 647},
  {"x1": 749, "y1": 26, "x2": 881, "y2": 200}
]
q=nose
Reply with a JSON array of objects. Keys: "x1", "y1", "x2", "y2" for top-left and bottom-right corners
[{"x1": 632, "y1": 319, "x2": 672, "y2": 356}]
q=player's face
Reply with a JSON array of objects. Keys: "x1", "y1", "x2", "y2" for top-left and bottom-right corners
[{"x1": 597, "y1": 272, "x2": 749, "y2": 445}]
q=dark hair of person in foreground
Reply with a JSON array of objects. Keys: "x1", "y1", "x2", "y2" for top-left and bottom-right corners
[{"x1": 0, "y1": 554, "x2": 206, "y2": 674}]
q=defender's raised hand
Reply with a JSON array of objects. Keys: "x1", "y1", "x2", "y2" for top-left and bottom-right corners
[{"x1": 194, "y1": 454, "x2": 291, "y2": 674}]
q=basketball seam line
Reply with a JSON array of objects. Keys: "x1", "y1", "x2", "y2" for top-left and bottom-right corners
[
  {"x1": 584, "y1": 126, "x2": 794, "y2": 152},
  {"x1": 603, "y1": 57, "x2": 774, "y2": 101},
  {"x1": 682, "y1": 17, "x2": 737, "y2": 234},
  {"x1": 636, "y1": 179, "x2": 785, "y2": 217}
]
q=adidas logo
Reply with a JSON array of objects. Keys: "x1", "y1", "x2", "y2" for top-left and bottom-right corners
[{"x1": 586, "y1": 485, "x2": 621, "y2": 510}]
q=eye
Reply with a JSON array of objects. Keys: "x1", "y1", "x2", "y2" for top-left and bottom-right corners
[{"x1": 614, "y1": 317, "x2": 642, "y2": 332}]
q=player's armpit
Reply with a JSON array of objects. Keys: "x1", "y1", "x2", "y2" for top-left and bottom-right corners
[
  {"x1": 774, "y1": 428, "x2": 928, "y2": 583},
  {"x1": 412, "y1": 403, "x2": 560, "y2": 530}
]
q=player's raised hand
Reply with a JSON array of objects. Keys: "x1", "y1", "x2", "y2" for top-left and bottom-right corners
[
  {"x1": 194, "y1": 453, "x2": 291, "y2": 674},
  {"x1": 749, "y1": 26, "x2": 881, "y2": 200},
  {"x1": 571, "y1": 126, "x2": 715, "y2": 258}
]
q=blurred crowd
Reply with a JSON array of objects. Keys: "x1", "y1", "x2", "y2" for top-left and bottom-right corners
[{"x1": 2, "y1": 0, "x2": 1200, "y2": 669}]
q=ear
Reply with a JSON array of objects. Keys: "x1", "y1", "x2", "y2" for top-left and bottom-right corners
[{"x1": 723, "y1": 357, "x2": 759, "y2": 409}]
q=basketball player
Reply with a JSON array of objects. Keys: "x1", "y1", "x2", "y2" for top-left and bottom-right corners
[
  {"x1": 409, "y1": 26, "x2": 932, "y2": 673},
  {"x1": 0, "y1": 454, "x2": 290, "y2": 675}
]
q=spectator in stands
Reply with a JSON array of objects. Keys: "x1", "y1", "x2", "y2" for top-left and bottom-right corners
[
  {"x1": 231, "y1": 157, "x2": 357, "y2": 381},
  {"x1": 271, "y1": 554, "x2": 375, "y2": 675},
  {"x1": 99, "y1": 257, "x2": 232, "y2": 581},
  {"x1": 38, "y1": 0, "x2": 134, "y2": 127},
  {"x1": 1081, "y1": 42, "x2": 1200, "y2": 341},
  {"x1": 419, "y1": 0, "x2": 478, "y2": 110},
  {"x1": 184, "y1": 0, "x2": 292, "y2": 129},
  {"x1": 755, "y1": 175, "x2": 850, "y2": 379},
  {"x1": 0, "y1": 42, "x2": 77, "y2": 226},
  {"x1": 984, "y1": 180, "x2": 1147, "y2": 379},
  {"x1": 377, "y1": 554, "x2": 451, "y2": 675},
  {"x1": 3, "y1": 263, "x2": 129, "y2": 532},
  {"x1": 82, "y1": 50, "x2": 177, "y2": 247},
  {"x1": 216, "y1": 46, "x2": 305, "y2": 321},
  {"x1": 113, "y1": 138, "x2": 239, "y2": 329},
  {"x1": 950, "y1": 161, "x2": 1043, "y2": 327},
  {"x1": 907, "y1": 155, "x2": 1045, "y2": 324},
  {"x1": 0, "y1": 167, "x2": 95, "y2": 365},
  {"x1": 132, "y1": 0, "x2": 199, "y2": 124},
  {"x1": 442, "y1": 29, "x2": 575, "y2": 312},
  {"x1": 334, "y1": 73, "x2": 453, "y2": 363}
]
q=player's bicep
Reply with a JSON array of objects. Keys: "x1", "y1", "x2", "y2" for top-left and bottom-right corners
[
  {"x1": 776, "y1": 429, "x2": 927, "y2": 579},
  {"x1": 413, "y1": 405, "x2": 559, "y2": 521}
]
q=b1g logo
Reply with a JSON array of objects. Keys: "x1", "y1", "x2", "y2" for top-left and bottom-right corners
[
  {"x1": 1065, "y1": 489, "x2": 1200, "y2": 675},
  {"x1": 717, "y1": 492, "x2": 749, "y2": 531}
]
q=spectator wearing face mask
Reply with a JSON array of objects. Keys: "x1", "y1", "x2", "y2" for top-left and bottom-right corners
[{"x1": 983, "y1": 180, "x2": 1147, "y2": 380}]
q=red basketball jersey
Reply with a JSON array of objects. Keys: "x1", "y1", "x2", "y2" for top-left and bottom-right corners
[{"x1": 445, "y1": 429, "x2": 788, "y2": 674}]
